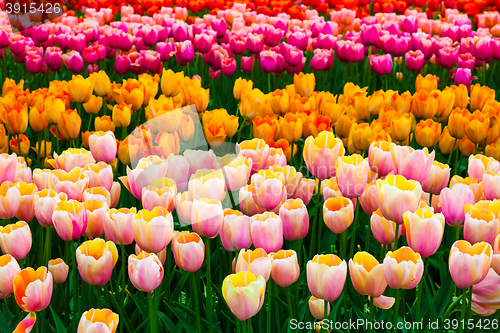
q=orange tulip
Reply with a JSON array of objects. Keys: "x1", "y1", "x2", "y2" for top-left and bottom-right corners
[
  {"x1": 415, "y1": 74, "x2": 438, "y2": 93},
  {"x1": 464, "y1": 110, "x2": 490, "y2": 144},
  {"x1": 0, "y1": 101, "x2": 28, "y2": 134},
  {"x1": 415, "y1": 119, "x2": 441, "y2": 148}
]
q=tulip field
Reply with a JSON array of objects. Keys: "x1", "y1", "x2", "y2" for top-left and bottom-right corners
[{"x1": 3, "y1": 1, "x2": 500, "y2": 333}]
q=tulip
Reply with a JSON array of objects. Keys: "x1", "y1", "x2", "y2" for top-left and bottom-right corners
[
  {"x1": 250, "y1": 169, "x2": 285, "y2": 211},
  {"x1": 104, "y1": 208, "x2": 136, "y2": 245},
  {"x1": 90, "y1": 71, "x2": 112, "y2": 97},
  {"x1": 48, "y1": 258, "x2": 69, "y2": 284},
  {"x1": 0, "y1": 254, "x2": 21, "y2": 294},
  {"x1": 1, "y1": 101, "x2": 28, "y2": 135},
  {"x1": 294, "y1": 73, "x2": 315, "y2": 98},
  {"x1": 483, "y1": 171, "x2": 500, "y2": 200},
  {"x1": 13, "y1": 312, "x2": 36, "y2": 332},
  {"x1": 142, "y1": 178, "x2": 177, "y2": 212},
  {"x1": 464, "y1": 208, "x2": 500, "y2": 245},
  {"x1": 464, "y1": 111, "x2": 490, "y2": 144},
  {"x1": 441, "y1": 184, "x2": 475, "y2": 227},
  {"x1": 375, "y1": 175, "x2": 422, "y2": 225},
  {"x1": 190, "y1": 198, "x2": 224, "y2": 239},
  {"x1": 83, "y1": 162, "x2": 113, "y2": 191},
  {"x1": 415, "y1": 119, "x2": 441, "y2": 148},
  {"x1": 0, "y1": 153, "x2": 18, "y2": 184},
  {"x1": 76, "y1": 238, "x2": 118, "y2": 286},
  {"x1": 309, "y1": 296, "x2": 331, "y2": 320},
  {"x1": 391, "y1": 146, "x2": 435, "y2": 183},
  {"x1": 449, "y1": 240, "x2": 492, "y2": 289},
  {"x1": 50, "y1": 168, "x2": 89, "y2": 201},
  {"x1": 77, "y1": 309, "x2": 119, "y2": 333},
  {"x1": 13, "y1": 182, "x2": 36, "y2": 222},
  {"x1": 171, "y1": 232, "x2": 205, "y2": 272},
  {"x1": 13, "y1": 266, "x2": 53, "y2": 312},
  {"x1": 53, "y1": 148, "x2": 95, "y2": 172},
  {"x1": 239, "y1": 185, "x2": 266, "y2": 216},
  {"x1": 335, "y1": 154, "x2": 369, "y2": 198},
  {"x1": 63, "y1": 51, "x2": 84, "y2": 73},
  {"x1": 471, "y1": 268, "x2": 500, "y2": 315},
  {"x1": 415, "y1": 74, "x2": 438, "y2": 93},
  {"x1": 303, "y1": 131, "x2": 345, "y2": 180},
  {"x1": 0, "y1": 221, "x2": 32, "y2": 260},
  {"x1": 323, "y1": 197, "x2": 354, "y2": 234},
  {"x1": 219, "y1": 155, "x2": 252, "y2": 192},
  {"x1": 250, "y1": 212, "x2": 283, "y2": 253},
  {"x1": 222, "y1": 271, "x2": 266, "y2": 321},
  {"x1": 383, "y1": 247, "x2": 424, "y2": 289},
  {"x1": 279, "y1": 199, "x2": 309, "y2": 241},
  {"x1": 52, "y1": 200, "x2": 88, "y2": 241},
  {"x1": 269, "y1": 250, "x2": 300, "y2": 287},
  {"x1": 421, "y1": 162, "x2": 451, "y2": 195},
  {"x1": 403, "y1": 208, "x2": 445, "y2": 258},
  {"x1": 175, "y1": 191, "x2": 193, "y2": 226},
  {"x1": 468, "y1": 154, "x2": 500, "y2": 182},
  {"x1": 470, "y1": 84, "x2": 495, "y2": 112},
  {"x1": 370, "y1": 54, "x2": 392, "y2": 76},
  {"x1": 349, "y1": 252, "x2": 387, "y2": 297},
  {"x1": 133, "y1": 207, "x2": 174, "y2": 253},
  {"x1": 220, "y1": 209, "x2": 251, "y2": 252},
  {"x1": 370, "y1": 209, "x2": 400, "y2": 245},
  {"x1": 55, "y1": 109, "x2": 82, "y2": 141},
  {"x1": 88, "y1": 131, "x2": 117, "y2": 164},
  {"x1": 128, "y1": 252, "x2": 164, "y2": 292},
  {"x1": 188, "y1": 169, "x2": 225, "y2": 201},
  {"x1": 307, "y1": 254, "x2": 347, "y2": 302},
  {"x1": 368, "y1": 141, "x2": 395, "y2": 177}
]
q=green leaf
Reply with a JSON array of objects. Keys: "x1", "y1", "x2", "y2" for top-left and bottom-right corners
[
  {"x1": 50, "y1": 306, "x2": 67, "y2": 333},
  {"x1": 170, "y1": 305, "x2": 197, "y2": 333},
  {"x1": 158, "y1": 311, "x2": 176, "y2": 332},
  {"x1": 132, "y1": 318, "x2": 149, "y2": 333},
  {"x1": 170, "y1": 272, "x2": 190, "y2": 302},
  {"x1": 0, "y1": 306, "x2": 11, "y2": 333},
  {"x1": 128, "y1": 291, "x2": 146, "y2": 317}
]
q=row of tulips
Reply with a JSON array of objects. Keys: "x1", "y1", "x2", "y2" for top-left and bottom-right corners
[
  {"x1": 29, "y1": 0, "x2": 500, "y2": 19},
  {"x1": 0, "y1": 69, "x2": 500, "y2": 333},
  {"x1": 3, "y1": 4, "x2": 500, "y2": 95}
]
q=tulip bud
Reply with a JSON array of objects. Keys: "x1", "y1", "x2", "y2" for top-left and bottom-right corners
[
  {"x1": 383, "y1": 247, "x2": 424, "y2": 289},
  {"x1": 48, "y1": 258, "x2": 69, "y2": 284}
]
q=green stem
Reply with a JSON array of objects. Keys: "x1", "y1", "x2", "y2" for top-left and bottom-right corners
[
  {"x1": 95, "y1": 286, "x2": 101, "y2": 308},
  {"x1": 191, "y1": 272, "x2": 201, "y2": 333},
  {"x1": 120, "y1": 245, "x2": 126, "y2": 333},
  {"x1": 340, "y1": 231, "x2": 347, "y2": 260},
  {"x1": 348, "y1": 201, "x2": 360, "y2": 258},
  {"x1": 368, "y1": 297, "x2": 374, "y2": 333},
  {"x1": 268, "y1": 72, "x2": 271, "y2": 94},
  {"x1": 456, "y1": 226, "x2": 461, "y2": 241},
  {"x1": 44, "y1": 227, "x2": 51, "y2": 266},
  {"x1": 247, "y1": 319, "x2": 253, "y2": 333},
  {"x1": 394, "y1": 223, "x2": 400, "y2": 250},
  {"x1": 467, "y1": 286, "x2": 473, "y2": 322},
  {"x1": 309, "y1": 185, "x2": 322, "y2": 258},
  {"x1": 267, "y1": 281, "x2": 272, "y2": 333},
  {"x1": 205, "y1": 237, "x2": 213, "y2": 333},
  {"x1": 416, "y1": 258, "x2": 429, "y2": 321},
  {"x1": 148, "y1": 292, "x2": 156, "y2": 333},
  {"x1": 55, "y1": 124, "x2": 60, "y2": 153},
  {"x1": 474, "y1": 143, "x2": 478, "y2": 155},
  {"x1": 71, "y1": 241, "x2": 78, "y2": 328},
  {"x1": 459, "y1": 288, "x2": 467, "y2": 333},
  {"x1": 393, "y1": 289, "x2": 401, "y2": 332},
  {"x1": 286, "y1": 286, "x2": 293, "y2": 319},
  {"x1": 447, "y1": 138, "x2": 458, "y2": 166},
  {"x1": 17, "y1": 134, "x2": 21, "y2": 157},
  {"x1": 87, "y1": 114, "x2": 94, "y2": 132},
  {"x1": 242, "y1": 318, "x2": 247, "y2": 333}
]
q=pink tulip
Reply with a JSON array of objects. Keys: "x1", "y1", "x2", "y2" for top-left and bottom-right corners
[
  {"x1": 421, "y1": 161, "x2": 451, "y2": 195},
  {"x1": 62, "y1": 50, "x2": 84, "y2": 73},
  {"x1": 458, "y1": 53, "x2": 475, "y2": 70},
  {"x1": 221, "y1": 57, "x2": 236, "y2": 76},
  {"x1": 391, "y1": 146, "x2": 435, "y2": 183},
  {"x1": 383, "y1": 247, "x2": 424, "y2": 290},
  {"x1": 115, "y1": 54, "x2": 130, "y2": 75},
  {"x1": 83, "y1": 162, "x2": 113, "y2": 191},
  {"x1": 52, "y1": 200, "x2": 88, "y2": 241},
  {"x1": 307, "y1": 254, "x2": 347, "y2": 302},
  {"x1": 455, "y1": 68, "x2": 473, "y2": 88},
  {"x1": 360, "y1": 23, "x2": 380, "y2": 46},
  {"x1": 441, "y1": 184, "x2": 475, "y2": 227},
  {"x1": 33, "y1": 189, "x2": 67, "y2": 228},
  {"x1": 48, "y1": 258, "x2": 69, "y2": 284},
  {"x1": 405, "y1": 50, "x2": 425, "y2": 72},
  {"x1": 370, "y1": 54, "x2": 393, "y2": 76},
  {"x1": 449, "y1": 240, "x2": 492, "y2": 289},
  {"x1": 468, "y1": 154, "x2": 500, "y2": 182},
  {"x1": 287, "y1": 30, "x2": 309, "y2": 51},
  {"x1": 235, "y1": 248, "x2": 272, "y2": 281},
  {"x1": 259, "y1": 50, "x2": 277, "y2": 73},
  {"x1": 172, "y1": 232, "x2": 205, "y2": 272},
  {"x1": 336, "y1": 154, "x2": 369, "y2": 198},
  {"x1": 250, "y1": 212, "x2": 283, "y2": 253},
  {"x1": 404, "y1": 208, "x2": 445, "y2": 258},
  {"x1": 471, "y1": 268, "x2": 500, "y2": 315},
  {"x1": 269, "y1": 249, "x2": 300, "y2": 287},
  {"x1": 0, "y1": 153, "x2": 19, "y2": 184},
  {"x1": 368, "y1": 141, "x2": 395, "y2": 177},
  {"x1": 0, "y1": 254, "x2": 21, "y2": 294},
  {"x1": 88, "y1": 131, "x2": 117, "y2": 164},
  {"x1": 191, "y1": 198, "x2": 224, "y2": 239},
  {"x1": 104, "y1": 208, "x2": 136, "y2": 245},
  {"x1": 13, "y1": 267, "x2": 53, "y2": 313},
  {"x1": 133, "y1": 207, "x2": 174, "y2": 253},
  {"x1": 438, "y1": 47, "x2": 459, "y2": 69},
  {"x1": 464, "y1": 208, "x2": 500, "y2": 245},
  {"x1": 309, "y1": 297, "x2": 330, "y2": 320},
  {"x1": 279, "y1": 198, "x2": 309, "y2": 241},
  {"x1": 370, "y1": 209, "x2": 400, "y2": 245},
  {"x1": 128, "y1": 252, "x2": 164, "y2": 292},
  {"x1": 239, "y1": 185, "x2": 266, "y2": 216},
  {"x1": 220, "y1": 209, "x2": 252, "y2": 252}
]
